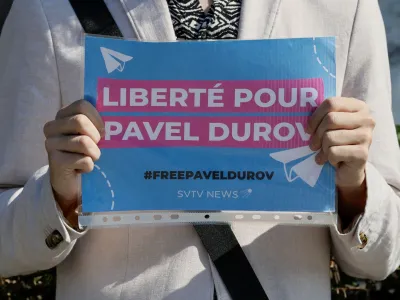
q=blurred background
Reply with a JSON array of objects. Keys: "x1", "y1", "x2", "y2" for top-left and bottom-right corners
[
  {"x1": 381, "y1": 0, "x2": 400, "y2": 125},
  {"x1": 0, "y1": 0, "x2": 399, "y2": 299}
]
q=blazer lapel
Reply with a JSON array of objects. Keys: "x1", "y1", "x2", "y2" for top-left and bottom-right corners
[
  {"x1": 120, "y1": 0, "x2": 177, "y2": 41},
  {"x1": 238, "y1": 0, "x2": 283, "y2": 39}
]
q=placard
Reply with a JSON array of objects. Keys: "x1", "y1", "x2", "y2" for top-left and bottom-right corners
[{"x1": 79, "y1": 35, "x2": 337, "y2": 227}]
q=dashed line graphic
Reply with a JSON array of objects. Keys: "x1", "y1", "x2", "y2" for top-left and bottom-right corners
[
  {"x1": 94, "y1": 164, "x2": 115, "y2": 210},
  {"x1": 313, "y1": 37, "x2": 336, "y2": 79}
]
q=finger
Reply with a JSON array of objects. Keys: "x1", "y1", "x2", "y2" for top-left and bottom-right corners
[
  {"x1": 310, "y1": 112, "x2": 366, "y2": 150},
  {"x1": 45, "y1": 135, "x2": 101, "y2": 161},
  {"x1": 316, "y1": 145, "x2": 368, "y2": 167},
  {"x1": 307, "y1": 97, "x2": 365, "y2": 134},
  {"x1": 320, "y1": 128, "x2": 372, "y2": 155},
  {"x1": 56, "y1": 99, "x2": 104, "y2": 133},
  {"x1": 49, "y1": 151, "x2": 95, "y2": 173},
  {"x1": 315, "y1": 151, "x2": 329, "y2": 166},
  {"x1": 44, "y1": 114, "x2": 101, "y2": 143},
  {"x1": 315, "y1": 128, "x2": 370, "y2": 165}
]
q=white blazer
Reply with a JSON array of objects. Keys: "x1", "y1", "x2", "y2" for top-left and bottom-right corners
[{"x1": 1, "y1": 0, "x2": 400, "y2": 299}]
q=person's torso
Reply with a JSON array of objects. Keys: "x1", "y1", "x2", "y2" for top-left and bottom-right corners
[
  {"x1": 7, "y1": 0, "x2": 361, "y2": 299},
  {"x1": 57, "y1": 223, "x2": 331, "y2": 300}
]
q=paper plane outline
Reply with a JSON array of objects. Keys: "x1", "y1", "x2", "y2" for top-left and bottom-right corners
[
  {"x1": 100, "y1": 47, "x2": 133, "y2": 74},
  {"x1": 270, "y1": 146, "x2": 324, "y2": 188}
]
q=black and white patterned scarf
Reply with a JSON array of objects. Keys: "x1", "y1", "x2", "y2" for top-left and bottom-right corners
[{"x1": 167, "y1": 0, "x2": 242, "y2": 40}]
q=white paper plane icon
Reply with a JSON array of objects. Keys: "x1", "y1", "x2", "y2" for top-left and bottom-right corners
[
  {"x1": 100, "y1": 47, "x2": 133, "y2": 74},
  {"x1": 270, "y1": 146, "x2": 323, "y2": 188}
]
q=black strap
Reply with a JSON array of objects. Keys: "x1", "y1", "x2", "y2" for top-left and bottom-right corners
[
  {"x1": 195, "y1": 224, "x2": 269, "y2": 300},
  {"x1": 0, "y1": 0, "x2": 14, "y2": 34},
  {"x1": 69, "y1": 0, "x2": 123, "y2": 37},
  {"x1": 69, "y1": 1, "x2": 269, "y2": 299}
]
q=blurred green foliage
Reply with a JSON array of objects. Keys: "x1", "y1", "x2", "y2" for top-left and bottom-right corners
[
  {"x1": 397, "y1": 125, "x2": 400, "y2": 144},
  {"x1": 331, "y1": 260, "x2": 400, "y2": 300},
  {"x1": 0, "y1": 269, "x2": 55, "y2": 300},
  {"x1": 1, "y1": 261, "x2": 400, "y2": 300}
]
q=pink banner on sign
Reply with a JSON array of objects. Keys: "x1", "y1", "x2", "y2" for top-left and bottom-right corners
[
  {"x1": 99, "y1": 116, "x2": 311, "y2": 148},
  {"x1": 96, "y1": 78, "x2": 324, "y2": 113}
]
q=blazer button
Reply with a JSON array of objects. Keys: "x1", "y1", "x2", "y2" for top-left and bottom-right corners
[
  {"x1": 45, "y1": 230, "x2": 64, "y2": 249},
  {"x1": 357, "y1": 232, "x2": 368, "y2": 249}
]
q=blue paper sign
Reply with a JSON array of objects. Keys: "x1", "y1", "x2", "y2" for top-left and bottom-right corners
[{"x1": 82, "y1": 35, "x2": 336, "y2": 214}]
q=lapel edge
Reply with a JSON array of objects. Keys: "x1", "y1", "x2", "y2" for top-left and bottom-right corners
[
  {"x1": 120, "y1": 0, "x2": 177, "y2": 41},
  {"x1": 238, "y1": 0, "x2": 283, "y2": 40}
]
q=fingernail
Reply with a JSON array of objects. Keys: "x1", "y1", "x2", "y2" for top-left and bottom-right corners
[
  {"x1": 99, "y1": 128, "x2": 105, "y2": 138},
  {"x1": 309, "y1": 141, "x2": 318, "y2": 151}
]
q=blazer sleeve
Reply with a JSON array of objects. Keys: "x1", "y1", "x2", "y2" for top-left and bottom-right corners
[
  {"x1": 0, "y1": 0, "x2": 85, "y2": 278},
  {"x1": 330, "y1": 0, "x2": 400, "y2": 280}
]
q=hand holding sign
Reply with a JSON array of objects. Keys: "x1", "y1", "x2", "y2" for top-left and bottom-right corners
[
  {"x1": 307, "y1": 97, "x2": 375, "y2": 223},
  {"x1": 307, "y1": 97, "x2": 374, "y2": 186},
  {"x1": 43, "y1": 100, "x2": 104, "y2": 226}
]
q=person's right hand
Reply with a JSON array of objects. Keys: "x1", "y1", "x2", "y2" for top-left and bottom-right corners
[{"x1": 43, "y1": 100, "x2": 104, "y2": 225}]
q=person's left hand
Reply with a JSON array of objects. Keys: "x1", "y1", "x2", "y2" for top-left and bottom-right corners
[{"x1": 306, "y1": 97, "x2": 376, "y2": 224}]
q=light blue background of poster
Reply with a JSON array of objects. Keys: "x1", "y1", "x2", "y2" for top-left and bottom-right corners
[{"x1": 83, "y1": 35, "x2": 336, "y2": 213}]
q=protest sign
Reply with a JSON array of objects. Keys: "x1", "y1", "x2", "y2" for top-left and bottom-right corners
[{"x1": 79, "y1": 35, "x2": 337, "y2": 227}]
